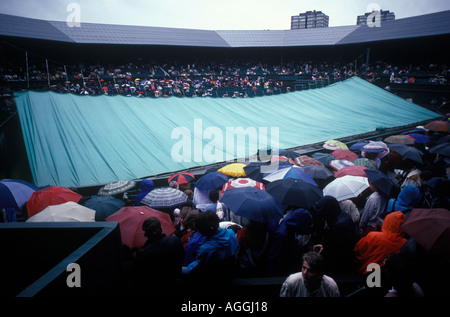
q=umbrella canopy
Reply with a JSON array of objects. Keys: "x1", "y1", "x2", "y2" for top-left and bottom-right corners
[
  {"x1": 81, "y1": 195, "x2": 126, "y2": 221},
  {"x1": 0, "y1": 179, "x2": 38, "y2": 209},
  {"x1": 221, "y1": 178, "x2": 265, "y2": 193},
  {"x1": 294, "y1": 155, "x2": 325, "y2": 167},
  {"x1": 262, "y1": 166, "x2": 317, "y2": 186},
  {"x1": 26, "y1": 201, "x2": 95, "y2": 222},
  {"x1": 424, "y1": 120, "x2": 449, "y2": 133},
  {"x1": 26, "y1": 186, "x2": 82, "y2": 218},
  {"x1": 384, "y1": 135, "x2": 415, "y2": 145},
  {"x1": 279, "y1": 149, "x2": 300, "y2": 159},
  {"x1": 323, "y1": 139, "x2": 348, "y2": 150},
  {"x1": 168, "y1": 172, "x2": 195, "y2": 185},
  {"x1": 334, "y1": 165, "x2": 368, "y2": 178},
  {"x1": 352, "y1": 158, "x2": 377, "y2": 169},
  {"x1": 243, "y1": 162, "x2": 271, "y2": 182},
  {"x1": 405, "y1": 133, "x2": 430, "y2": 144},
  {"x1": 401, "y1": 208, "x2": 450, "y2": 258},
  {"x1": 266, "y1": 178, "x2": 323, "y2": 209},
  {"x1": 331, "y1": 149, "x2": 359, "y2": 162},
  {"x1": 349, "y1": 140, "x2": 370, "y2": 152},
  {"x1": 329, "y1": 159, "x2": 355, "y2": 171},
  {"x1": 105, "y1": 206, "x2": 175, "y2": 250},
  {"x1": 195, "y1": 171, "x2": 230, "y2": 190},
  {"x1": 429, "y1": 143, "x2": 450, "y2": 157},
  {"x1": 140, "y1": 187, "x2": 189, "y2": 209},
  {"x1": 217, "y1": 163, "x2": 247, "y2": 177},
  {"x1": 364, "y1": 169, "x2": 398, "y2": 197},
  {"x1": 387, "y1": 143, "x2": 424, "y2": 165},
  {"x1": 221, "y1": 187, "x2": 283, "y2": 223},
  {"x1": 298, "y1": 165, "x2": 334, "y2": 180},
  {"x1": 323, "y1": 175, "x2": 370, "y2": 202},
  {"x1": 362, "y1": 141, "x2": 389, "y2": 154},
  {"x1": 312, "y1": 152, "x2": 336, "y2": 166},
  {"x1": 98, "y1": 180, "x2": 137, "y2": 196}
]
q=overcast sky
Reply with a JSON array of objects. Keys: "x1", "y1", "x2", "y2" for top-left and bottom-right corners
[{"x1": 1, "y1": 0, "x2": 450, "y2": 30}]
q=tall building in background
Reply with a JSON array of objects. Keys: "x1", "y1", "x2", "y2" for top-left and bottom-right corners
[
  {"x1": 357, "y1": 10, "x2": 395, "y2": 25},
  {"x1": 291, "y1": 10, "x2": 329, "y2": 29}
]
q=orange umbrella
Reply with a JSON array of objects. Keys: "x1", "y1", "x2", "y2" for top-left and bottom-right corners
[
  {"x1": 424, "y1": 120, "x2": 449, "y2": 133},
  {"x1": 26, "y1": 186, "x2": 82, "y2": 218}
]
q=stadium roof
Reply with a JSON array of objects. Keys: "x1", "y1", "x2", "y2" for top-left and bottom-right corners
[{"x1": 0, "y1": 10, "x2": 449, "y2": 47}]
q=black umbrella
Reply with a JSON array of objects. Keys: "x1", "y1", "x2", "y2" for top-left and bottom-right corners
[
  {"x1": 388, "y1": 144, "x2": 424, "y2": 165},
  {"x1": 364, "y1": 169, "x2": 398, "y2": 197},
  {"x1": 429, "y1": 143, "x2": 450, "y2": 157},
  {"x1": 243, "y1": 162, "x2": 271, "y2": 182},
  {"x1": 266, "y1": 178, "x2": 323, "y2": 209}
]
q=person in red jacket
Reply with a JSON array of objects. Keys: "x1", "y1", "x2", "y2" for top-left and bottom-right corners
[{"x1": 354, "y1": 211, "x2": 407, "y2": 275}]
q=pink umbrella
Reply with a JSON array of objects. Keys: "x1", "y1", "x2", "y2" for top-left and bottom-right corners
[
  {"x1": 334, "y1": 165, "x2": 368, "y2": 178},
  {"x1": 331, "y1": 149, "x2": 359, "y2": 162}
]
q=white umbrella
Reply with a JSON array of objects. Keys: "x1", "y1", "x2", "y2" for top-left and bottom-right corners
[
  {"x1": 323, "y1": 175, "x2": 370, "y2": 202},
  {"x1": 26, "y1": 201, "x2": 96, "y2": 222}
]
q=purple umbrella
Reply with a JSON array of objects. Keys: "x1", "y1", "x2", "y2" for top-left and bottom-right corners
[{"x1": 0, "y1": 179, "x2": 38, "y2": 209}]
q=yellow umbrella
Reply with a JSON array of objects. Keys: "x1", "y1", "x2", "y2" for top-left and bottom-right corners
[
  {"x1": 323, "y1": 139, "x2": 348, "y2": 150},
  {"x1": 218, "y1": 163, "x2": 247, "y2": 177}
]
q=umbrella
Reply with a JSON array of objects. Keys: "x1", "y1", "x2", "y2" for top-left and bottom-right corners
[
  {"x1": 81, "y1": 195, "x2": 126, "y2": 221},
  {"x1": 140, "y1": 187, "x2": 189, "y2": 209},
  {"x1": 364, "y1": 169, "x2": 398, "y2": 197},
  {"x1": 221, "y1": 187, "x2": 283, "y2": 223},
  {"x1": 387, "y1": 144, "x2": 424, "y2": 165},
  {"x1": 98, "y1": 180, "x2": 137, "y2": 196},
  {"x1": 168, "y1": 172, "x2": 195, "y2": 185},
  {"x1": 105, "y1": 206, "x2": 175, "y2": 250},
  {"x1": 271, "y1": 155, "x2": 295, "y2": 166},
  {"x1": 279, "y1": 149, "x2": 300, "y2": 159},
  {"x1": 405, "y1": 133, "x2": 430, "y2": 144},
  {"x1": 266, "y1": 178, "x2": 323, "y2": 209},
  {"x1": 331, "y1": 149, "x2": 359, "y2": 161},
  {"x1": 221, "y1": 178, "x2": 265, "y2": 193},
  {"x1": 323, "y1": 139, "x2": 348, "y2": 150},
  {"x1": 312, "y1": 152, "x2": 336, "y2": 166},
  {"x1": 349, "y1": 140, "x2": 370, "y2": 152},
  {"x1": 334, "y1": 165, "x2": 368, "y2": 178},
  {"x1": 362, "y1": 141, "x2": 389, "y2": 154},
  {"x1": 329, "y1": 159, "x2": 355, "y2": 171},
  {"x1": 401, "y1": 208, "x2": 450, "y2": 258},
  {"x1": 384, "y1": 135, "x2": 415, "y2": 145},
  {"x1": 352, "y1": 158, "x2": 376, "y2": 169},
  {"x1": 262, "y1": 166, "x2": 317, "y2": 186},
  {"x1": 26, "y1": 201, "x2": 95, "y2": 222},
  {"x1": 424, "y1": 120, "x2": 449, "y2": 133},
  {"x1": 218, "y1": 163, "x2": 247, "y2": 177},
  {"x1": 428, "y1": 143, "x2": 450, "y2": 157},
  {"x1": 26, "y1": 186, "x2": 83, "y2": 218},
  {"x1": 298, "y1": 165, "x2": 334, "y2": 180},
  {"x1": 243, "y1": 162, "x2": 271, "y2": 182},
  {"x1": 195, "y1": 171, "x2": 230, "y2": 190},
  {"x1": 293, "y1": 155, "x2": 324, "y2": 167},
  {"x1": 323, "y1": 175, "x2": 370, "y2": 202},
  {"x1": 0, "y1": 179, "x2": 38, "y2": 209}
]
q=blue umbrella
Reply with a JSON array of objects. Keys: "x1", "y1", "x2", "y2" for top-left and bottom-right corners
[
  {"x1": 82, "y1": 195, "x2": 126, "y2": 221},
  {"x1": 312, "y1": 152, "x2": 335, "y2": 166},
  {"x1": 266, "y1": 178, "x2": 323, "y2": 209},
  {"x1": 195, "y1": 171, "x2": 230, "y2": 190},
  {"x1": 405, "y1": 133, "x2": 430, "y2": 144},
  {"x1": 364, "y1": 169, "x2": 398, "y2": 197},
  {"x1": 0, "y1": 179, "x2": 38, "y2": 209},
  {"x1": 263, "y1": 166, "x2": 318, "y2": 186},
  {"x1": 221, "y1": 187, "x2": 283, "y2": 223}
]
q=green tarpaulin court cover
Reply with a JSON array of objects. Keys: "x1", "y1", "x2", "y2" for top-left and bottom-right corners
[{"x1": 15, "y1": 76, "x2": 440, "y2": 187}]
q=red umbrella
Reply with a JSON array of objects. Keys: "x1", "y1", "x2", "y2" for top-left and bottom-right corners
[
  {"x1": 168, "y1": 172, "x2": 195, "y2": 185},
  {"x1": 26, "y1": 186, "x2": 82, "y2": 218},
  {"x1": 401, "y1": 208, "x2": 450, "y2": 258},
  {"x1": 105, "y1": 206, "x2": 175, "y2": 250},
  {"x1": 334, "y1": 165, "x2": 368, "y2": 178},
  {"x1": 221, "y1": 178, "x2": 265, "y2": 193},
  {"x1": 331, "y1": 149, "x2": 359, "y2": 162},
  {"x1": 294, "y1": 155, "x2": 324, "y2": 167},
  {"x1": 424, "y1": 121, "x2": 449, "y2": 133}
]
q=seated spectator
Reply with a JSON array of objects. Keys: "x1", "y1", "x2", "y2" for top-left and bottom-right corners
[
  {"x1": 385, "y1": 185, "x2": 420, "y2": 216},
  {"x1": 174, "y1": 206, "x2": 199, "y2": 248},
  {"x1": 267, "y1": 208, "x2": 313, "y2": 276},
  {"x1": 182, "y1": 211, "x2": 239, "y2": 277},
  {"x1": 128, "y1": 217, "x2": 185, "y2": 295},
  {"x1": 354, "y1": 211, "x2": 407, "y2": 275},
  {"x1": 134, "y1": 179, "x2": 154, "y2": 205},
  {"x1": 359, "y1": 181, "x2": 389, "y2": 236},
  {"x1": 339, "y1": 199, "x2": 360, "y2": 224},
  {"x1": 421, "y1": 177, "x2": 450, "y2": 209},
  {"x1": 313, "y1": 196, "x2": 357, "y2": 274},
  {"x1": 236, "y1": 219, "x2": 269, "y2": 277},
  {"x1": 280, "y1": 251, "x2": 340, "y2": 297},
  {"x1": 203, "y1": 190, "x2": 230, "y2": 221}
]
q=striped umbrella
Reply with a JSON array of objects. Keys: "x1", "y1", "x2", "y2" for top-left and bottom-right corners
[
  {"x1": 168, "y1": 172, "x2": 195, "y2": 185},
  {"x1": 141, "y1": 187, "x2": 189, "y2": 209}
]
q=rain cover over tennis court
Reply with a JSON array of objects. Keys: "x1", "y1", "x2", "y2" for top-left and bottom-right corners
[{"x1": 15, "y1": 76, "x2": 440, "y2": 187}]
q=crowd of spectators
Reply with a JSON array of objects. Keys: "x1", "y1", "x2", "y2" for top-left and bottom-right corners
[{"x1": 1, "y1": 57, "x2": 448, "y2": 98}]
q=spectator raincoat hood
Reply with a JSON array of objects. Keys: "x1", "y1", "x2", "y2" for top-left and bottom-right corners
[{"x1": 387, "y1": 185, "x2": 420, "y2": 213}]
